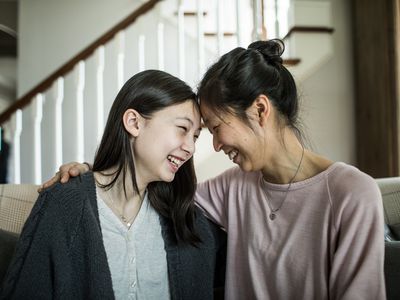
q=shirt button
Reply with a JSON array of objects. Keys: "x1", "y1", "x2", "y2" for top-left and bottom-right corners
[
  {"x1": 130, "y1": 257, "x2": 135, "y2": 263},
  {"x1": 131, "y1": 281, "x2": 136, "y2": 288}
]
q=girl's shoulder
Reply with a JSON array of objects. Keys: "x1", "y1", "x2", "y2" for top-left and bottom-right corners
[{"x1": 37, "y1": 172, "x2": 97, "y2": 216}]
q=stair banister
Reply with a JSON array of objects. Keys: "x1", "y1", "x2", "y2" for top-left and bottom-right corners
[{"x1": 0, "y1": 0, "x2": 162, "y2": 125}]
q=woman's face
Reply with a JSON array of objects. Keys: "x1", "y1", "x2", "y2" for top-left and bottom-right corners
[
  {"x1": 133, "y1": 100, "x2": 201, "y2": 185},
  {"x1": 200, "y1": 103, "x2": 266, "y2": 172}
]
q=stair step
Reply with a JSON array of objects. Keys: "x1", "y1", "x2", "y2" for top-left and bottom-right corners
[{"x1": 175, "y1": 11, "x2": 208, "y2": 16}]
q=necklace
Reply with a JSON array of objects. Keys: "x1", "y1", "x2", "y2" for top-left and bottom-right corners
[
  {"x1": 104, "y1": 190, "x2": 142, "y2": 228},
  {"x1": 263, "y1": 146, "x2": 305, "y2": 221}
]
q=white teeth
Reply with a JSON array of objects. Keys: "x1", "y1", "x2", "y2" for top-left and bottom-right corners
[
  {"x1": 228, "y1": 150, "x2": 238, "y2": 161},
  {"x1": 167, "y1": 155, "x2": 184, "y2": 167}
]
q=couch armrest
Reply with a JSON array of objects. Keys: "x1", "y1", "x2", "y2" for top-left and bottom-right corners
[{"x1": 0, "y1": 184, "x2": 39, "y2": 234}]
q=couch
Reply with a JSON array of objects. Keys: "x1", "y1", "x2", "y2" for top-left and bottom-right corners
[{"x1": 0, "y1": 179, "x2": 400, "y2": 299}]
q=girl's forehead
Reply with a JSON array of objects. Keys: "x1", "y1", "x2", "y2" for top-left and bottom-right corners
[{"x1": 157, "y1": 101, "x2": 201, "y2": 124}]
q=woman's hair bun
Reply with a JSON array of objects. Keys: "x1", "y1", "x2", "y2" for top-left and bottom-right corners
[{"x1": 248, "y1": 39, "x2": 284, "y2": 65}]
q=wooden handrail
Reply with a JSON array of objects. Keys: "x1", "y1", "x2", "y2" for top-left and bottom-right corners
[
  {"x1": 282, "y1": 26, "x2": 334, "y2": 40},
  {"x1": 0, "y1": 0, "x2": 161, "y2": 125}
]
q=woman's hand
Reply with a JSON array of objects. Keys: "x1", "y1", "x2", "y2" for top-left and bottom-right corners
[{"x1": 39, "y1": 162, "x2": 91, "y2": 192}]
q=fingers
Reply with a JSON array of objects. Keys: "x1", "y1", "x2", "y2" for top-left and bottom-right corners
[
  {"x1": 59, "y1": 162, "x2": 83, "y2": 182},
  {"x1": 38, "y1": 172, "x2": 62, "y2": 192},
  {"x1": 38, "y1": 162, "x2": 90, "y2": 192}
]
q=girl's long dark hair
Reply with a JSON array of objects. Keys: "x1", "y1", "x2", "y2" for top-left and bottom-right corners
[{"x1": 93, "y1": 70, "x2": 200, "y2": 245}]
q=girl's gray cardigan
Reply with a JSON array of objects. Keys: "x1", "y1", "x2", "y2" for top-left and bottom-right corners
[{"x1": 0, "y1": 172, "x2": 226, "y2": 299}]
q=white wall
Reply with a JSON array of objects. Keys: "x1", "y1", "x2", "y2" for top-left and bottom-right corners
[
  {"x1": 297, "y1": 0, "x2": 355, "y2": 164},
  {"x1": 18, "y1": 0, "x2": 143, "y2": 97}
]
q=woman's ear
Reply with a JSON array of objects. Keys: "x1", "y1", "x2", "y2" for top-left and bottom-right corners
[
  {"x1": 252, "y1": 94, "x2": 271, "y2": 126},
  {"x1": 123, "y1": 109, "x2": 141, "y2": 137}
]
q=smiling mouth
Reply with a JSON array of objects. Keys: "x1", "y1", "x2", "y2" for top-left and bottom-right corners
[
  {"x1": 167, "y1": 155, "x2": 185, "y2": 168},
  {"x1": 228, "y1": 150, "x2": 238, "y2": 161}
]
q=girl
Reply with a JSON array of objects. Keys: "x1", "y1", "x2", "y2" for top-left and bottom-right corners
[{"x1": 1, "y1": 70, "x2": 225, "y2": 300}]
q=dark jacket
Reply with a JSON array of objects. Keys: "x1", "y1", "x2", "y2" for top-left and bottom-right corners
[{"x1": 0, "y1": 172, "x2": 226, "y2": 299}]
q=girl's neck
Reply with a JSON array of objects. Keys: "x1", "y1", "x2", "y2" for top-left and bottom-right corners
[{"x1": 94, "y1": 167, "x2": 146, "y2": 204}]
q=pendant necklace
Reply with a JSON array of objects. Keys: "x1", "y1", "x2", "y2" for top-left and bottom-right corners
[
  {"x1": 263, "y1": 146, "x2": 304, "y2": 221},
  {"x1": 104, "y1": 190, "x2": 141, "y2": 229}
]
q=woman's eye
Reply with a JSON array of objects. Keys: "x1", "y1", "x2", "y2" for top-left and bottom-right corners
[{"x1": 178, "y1": 126, "x2": 188, "y2": 132}]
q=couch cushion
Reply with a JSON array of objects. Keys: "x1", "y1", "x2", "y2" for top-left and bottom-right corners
[
  {"x1": 0, "y1": 184, "x2": 39, "y2": 234},
  {"x1": 389, "y1": 223, "x2": 400, "y2": 240},
  {"x1": 376, "y1": 178, "x2": 400, "y2": 226},
  {"x1": 385, "y1": 241, "x2": 400, "y2": 300},
  {"x1": 0, "y1": 229, "x2": 18, "y2": 284}
]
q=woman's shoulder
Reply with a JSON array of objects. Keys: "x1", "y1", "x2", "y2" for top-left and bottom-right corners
[
  {"x1": 325, "y1": 162, "x2": 381, "y2": 205},
  {"x1": 327, "y1": 162, "x2": 377, "y2": 190},
  {"x1": 202, "y1": 166, "x2": 259, "y2": 186}
]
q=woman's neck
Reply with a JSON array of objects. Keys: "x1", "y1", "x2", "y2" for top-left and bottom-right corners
[{"x1": 260, "y1": 129, "x2": 332, "y2": 184}]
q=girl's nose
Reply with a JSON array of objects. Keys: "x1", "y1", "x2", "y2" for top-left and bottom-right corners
[{"x1": 213, "y1": 135, "x2": 222, "y2": 152}]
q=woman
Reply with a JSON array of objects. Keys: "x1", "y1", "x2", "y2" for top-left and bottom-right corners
[
  {"x1": 41, "y1": 40, "x2": 386, "y2": 300},
  {"x1": 0, "y1": 70, "x2": 225, "y2": 299}
]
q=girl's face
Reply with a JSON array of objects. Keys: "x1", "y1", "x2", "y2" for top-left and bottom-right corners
[
  {"x1": 200, "y1": 103, "x2": 266, "y2": 172},
  {"x1": 133, "y1": 100, "x2": 201, "y2": 185}
]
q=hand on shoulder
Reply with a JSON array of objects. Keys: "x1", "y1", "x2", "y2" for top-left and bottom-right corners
[{"x1": 39, "y1": 162, "x2": 91, "y2": 192}]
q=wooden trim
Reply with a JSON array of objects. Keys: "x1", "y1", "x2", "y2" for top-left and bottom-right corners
[
  {"x1": 0, "y1": 0, "x2": 161, "y2": 125},
  {"x1": 283, "y1": 58, "x2": 301, "y2": 66},
  {"x1": 352, "y1": 0, "x2": 399, "y2": 177},
  {"x1": 204, "y1": 32, "x2": 235, "y2": 37},
  {"x1": 282, "y1": 26, "x2": 334, "y2": 40},
  {"x1": 174, "y1": 11, "x2": 207, "y2": 16}
]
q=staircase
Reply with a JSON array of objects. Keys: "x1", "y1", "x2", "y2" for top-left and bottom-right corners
[{"x1": 0, "y1": 0, "x2": 334, "y2": 184}]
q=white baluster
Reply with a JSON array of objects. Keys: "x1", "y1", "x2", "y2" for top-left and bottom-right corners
[
  {"x1": 96, "y1": 46, "x2": 105, "y2": 143},
  {"x1": 138, "y1": 35, "x2": 146, "y2": 71},
  {"x1": 32, "y1": 94, "x2": 43, "y2": 184},
  {"x1": 9, "y1": 110, "x2": 22, "y2": 183},
  {"x1": 177, "y1": 0, "x2": 185, "y2": 80},
  {"x1": 74, "y1": 61, "x2": 85, "y2": 162},
  {"x1": 235, "y1": 0, "x2": 242, "y2": 46},
  {"x1": 53, "y1": 77, "x2": 64, "y2": 170},
  {"x1": 117, "y1": 31, "x2": 125, "y2": 89},
  {"x1": 197, "y1": 0, "x2": 205, "y2": 76},
  {"x1": 216, "y1": 0, "x2": 224, "y2": 56},
  {"x1": 157, "y1": 23, "x2": 165, "y2": 71}
]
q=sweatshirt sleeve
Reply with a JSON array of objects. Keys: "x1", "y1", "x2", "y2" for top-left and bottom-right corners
[
  {"x1": 195, "y1": 167, "x2": 239, "y2": 229},
  {"x1": 0, "y1": 191, "x2": 57, "y2": 299},
  {"x1": 329, "y1": 174, "x2": 386, "y2": 300}
]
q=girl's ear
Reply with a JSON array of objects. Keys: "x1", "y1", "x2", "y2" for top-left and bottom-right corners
[
  {"x1": 123, "y1": 109, "x2": 141, "y2": 137},
  {"x1": 252, "y1": 94, "x2": 271, "y2": 126}
]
